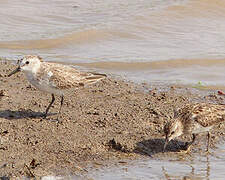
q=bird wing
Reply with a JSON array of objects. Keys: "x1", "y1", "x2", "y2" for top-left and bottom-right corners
[
  {"x1": 38, "y1": 63, "x2": 106, "y2": 90},
  {"x1": 191, "y1": 103, "x2": 225, "y2": 127}
]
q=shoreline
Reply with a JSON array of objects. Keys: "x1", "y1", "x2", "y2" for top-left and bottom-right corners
[{"x1": 0, "y1": 61, "x2": 225, "y2": 178}]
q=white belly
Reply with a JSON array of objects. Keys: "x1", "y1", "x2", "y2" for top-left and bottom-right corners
[
  {"x1": 192, "y1": 123, "x2": 212, "y2": 134},
  {"x1": 25, "y1": 73, "x2": 63, "y2": 96}
]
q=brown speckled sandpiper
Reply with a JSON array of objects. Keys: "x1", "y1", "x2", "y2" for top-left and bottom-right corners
[{"x1": 164, "y1": 103, "x2": 225, "y2": 152}]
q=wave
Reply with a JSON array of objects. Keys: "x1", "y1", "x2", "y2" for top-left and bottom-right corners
[
  {"x1": 0, "y1": 28, "x2": 141, "y2": 50},
  {"x1": 74, "y1": 58, "x2": 225, "y2": 70},
  {"x1": 165, "y1": 0, "x2": 225, "y2": 17},
  {"x1": 0, "y1": 29, "x2": 112, "y2": 49}
]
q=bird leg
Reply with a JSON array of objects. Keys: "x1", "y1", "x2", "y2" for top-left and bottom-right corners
[
  {"x1": 56, "y1": 95, "x2": 64, "y2": 122},
  {"x1": 191, "y1": 133, "x2": 197, "y2": 144},
  {"x1": 186, "y1": 133, "x2": 196, "y2": 152},
  {"x1": 44, "y1": 94, "x2": 55, "y2": 118},
  {"x1": 179, "y1": 134, "x2": 196, "y2": 153},
  {"x1": 206, "y1": 132, "x2": 210, "y2": 153}
]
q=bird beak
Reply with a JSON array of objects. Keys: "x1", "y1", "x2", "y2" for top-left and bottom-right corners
[
  {"x1": 163, "y1": 136, "x2": 169, "y2": 152},
  {"x1": 8, "y1": 66, "x2": 21, "y2": 77}
]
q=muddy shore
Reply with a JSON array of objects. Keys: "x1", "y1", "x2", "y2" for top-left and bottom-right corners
[{"x1": 0, "y1": 61, "x2": 225, "y2": 179}]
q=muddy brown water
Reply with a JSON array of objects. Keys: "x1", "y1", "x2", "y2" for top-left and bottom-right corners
[{"x1": 0, "y1": 0, "x2": 225, "y2": 88}]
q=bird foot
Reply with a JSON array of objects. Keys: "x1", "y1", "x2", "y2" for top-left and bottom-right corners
[
  {"x1": 177, "y1": 143, "x2": 192, "y2": 154},
  {"x1": 42, "y1": 113, "x2": 47, "y2": 119},
  {"x1": 205, "y1": 150, "x2": 213, "y2": 156},
  {"x1": 56, "y1": 119, "x2": 62, "y2": 125},
  {"x1": 56, "y1": 114, "x2": 63, "y2": 124},
  {"x1": 177, "y1": 148, "x2": 191, "y2": 154}
]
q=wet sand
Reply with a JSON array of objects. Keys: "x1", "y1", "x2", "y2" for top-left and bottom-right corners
[{"x1": 0, "y1": 61, "x2": 225, "y2": 179}]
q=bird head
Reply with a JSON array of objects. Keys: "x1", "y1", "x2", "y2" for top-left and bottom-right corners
[
  {"x1": 163, "y1": 118, "x2": 183, "y2": 151},
  {"x1": 8, "y1": 55, "x2": 42, "y2": 77}
]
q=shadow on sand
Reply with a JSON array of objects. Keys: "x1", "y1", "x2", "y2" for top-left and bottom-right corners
[
  {"x1": 133, "y1": 138, "x2": 187, "y2": 156},
  {"x1": 0, "y1": 109, "x2": 56, "y2": 120},
  {"x1": 0, "y1": 176, "x2": 10, "y2": 180}
]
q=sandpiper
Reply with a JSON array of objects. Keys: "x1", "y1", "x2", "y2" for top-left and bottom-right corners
[
  {"x1": 164, "y1": 103, "x2": 225, "y2": 152},
  {"x1": 8, "y1": 55, "x2": 106, "y2": 121}
]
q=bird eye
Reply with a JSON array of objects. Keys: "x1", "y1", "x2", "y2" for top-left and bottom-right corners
[
  {"x1": 171, "y1": 131, "x2": 175, "y2": 135},
  {"x1": 25, "y1": 61, "x2": 29, "y2": 65}
]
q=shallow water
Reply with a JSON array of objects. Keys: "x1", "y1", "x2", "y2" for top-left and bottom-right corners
[
  {"x1": 84, "y1": 145, "x2": 225, "y2": 180},
  {"x1": 0, "y1": 0, "x2": 225, "y2": 88},
  {"x1": 42, "y1": 143, "x2": 225, "y2": 180}
]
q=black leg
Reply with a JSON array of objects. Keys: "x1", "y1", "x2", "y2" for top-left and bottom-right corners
[
  {"x1": 44, "y1": 94, "x2": 55, "y2": 118},
  {"x1": 191, "y1": 133, "x2": 196, "y2": 144},
  {"x1": 56, "y1": 95, "x2": 64, "y2": 122},
  {"x1": 184, "y1": 133, "x2": 197, "y2": 151},
  {"x1": 206, "y1": 132, "x2": 210, "y2": 152}
]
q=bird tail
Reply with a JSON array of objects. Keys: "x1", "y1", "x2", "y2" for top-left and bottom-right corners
[{"x1": 83, "y1": 72, "x2": 107, "y2": 85}]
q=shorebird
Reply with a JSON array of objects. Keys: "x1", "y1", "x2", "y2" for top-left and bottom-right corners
[
  {"x1": 8, "y1": 55, "x2": 106, "y2": 121},
  {"x1": 163, "y1": 103, "x2": 225, "y2": 152}
]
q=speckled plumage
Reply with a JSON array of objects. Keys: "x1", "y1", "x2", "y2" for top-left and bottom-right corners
[
  {"x1": 34, "y1": 61, "x2": 106, "y2": 93},
  {"x1": 175, "y1": 103, "x2": 225, "y2": 131},
  {"x1": 8, "y1": 55, "x2": 106, "y2": 120},
  {"x1": 164, "y1": 103, "x2": 225, "y2": 151},
  {"x1": 16, "y1": 55, "x2": 105, "y2": 95}
]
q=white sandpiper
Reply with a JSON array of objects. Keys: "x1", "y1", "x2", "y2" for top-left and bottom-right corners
[{"x1": 8, "y1": 55, "x2": 106, "y2": 121}]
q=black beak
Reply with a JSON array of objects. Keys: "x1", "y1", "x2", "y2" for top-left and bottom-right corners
[
  {"x1": 163, "y1": 137, "x2": 169, "y2": 152},
  {"x1": 8, "y1": 66, "x2": 21, "y2": 77}
]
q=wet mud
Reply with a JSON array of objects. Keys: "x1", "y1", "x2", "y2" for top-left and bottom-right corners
[{"x1": 0, "y1": 61, "x2": 224, "y2": 178}]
